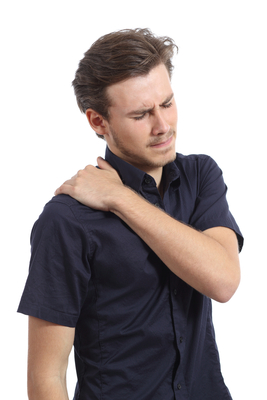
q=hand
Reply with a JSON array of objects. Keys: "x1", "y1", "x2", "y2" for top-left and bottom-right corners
[{"x1": 55, "y1": 157, "x2": 125, "y2": 212}]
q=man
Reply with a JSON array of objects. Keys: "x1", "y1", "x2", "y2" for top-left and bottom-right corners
[{"x1": 18, "y1": 28, "x2": 243, "y2": 400}]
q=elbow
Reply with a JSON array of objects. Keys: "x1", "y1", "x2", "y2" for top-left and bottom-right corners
[
  {"x1": 215, "y1": 288, "x2": 237, "y2": 304},
  {"x1": 214, "y1": 268, "x2": 241, "y2": 303}
]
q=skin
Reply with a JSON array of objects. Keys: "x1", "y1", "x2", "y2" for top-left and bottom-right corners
[
  {"x1": 86, "y1": 63, "x2": 178, "y2": 187},
  {"x1": 27, "y1": 317, "x2": 74, "y2": 399},
  {"x1": 28, "y1": 63, "x2": 241, "y2": 398}
]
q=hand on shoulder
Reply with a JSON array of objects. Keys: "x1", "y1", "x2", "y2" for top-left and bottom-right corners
[{"x1": 55, "y1": 157, "x2": 127, "y2": 212}]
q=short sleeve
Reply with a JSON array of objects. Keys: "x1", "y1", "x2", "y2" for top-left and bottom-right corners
[
  {"x1": 17, "y1": 198, "x2": 91, "y2": 327},
  {"x1": 189, "y1": 156, "x2": 243, "y2": 252}
]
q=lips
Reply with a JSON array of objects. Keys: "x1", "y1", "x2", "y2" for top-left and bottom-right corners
[{"x1": 150, "y1": 134, "x2": 173, "y2": 148}]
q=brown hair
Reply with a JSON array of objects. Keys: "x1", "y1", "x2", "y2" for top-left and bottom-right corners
[{"x1": 72, "y1": 28, "x2": 178, "y2": 138}]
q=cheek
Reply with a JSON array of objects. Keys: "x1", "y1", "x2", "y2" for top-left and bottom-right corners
[{"x1": 127, "y1": 121, "x2": 149, "y2": 138}]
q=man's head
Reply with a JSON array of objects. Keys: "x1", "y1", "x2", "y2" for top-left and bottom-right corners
[{"x1": 72, "y1": 28, "x2": 178, "y2": 139}]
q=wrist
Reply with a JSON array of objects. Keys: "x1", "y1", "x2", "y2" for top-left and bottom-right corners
[{"x1": 109, "y1": 186, "x2": 138, "y2": 214}]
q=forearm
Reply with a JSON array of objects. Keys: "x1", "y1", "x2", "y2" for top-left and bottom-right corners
[
  {"x1": 28, "y1": 375, "x2": 69, "y2": 400},
  {"x1": 54, "y1": 159, "x2": 240, "y2": 302},
  {"x1": 110, "y1": 187, "x2": 240, "y2": 302},
  {"x1": 27, "y1": 317, "x2": 74, "y2": 400}
]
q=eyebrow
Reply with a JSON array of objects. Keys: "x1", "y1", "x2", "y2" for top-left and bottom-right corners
[{"x1": 126, "y1": 93, "x2": 174, "y2": 117}]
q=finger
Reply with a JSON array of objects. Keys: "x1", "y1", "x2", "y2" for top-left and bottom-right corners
[
  {"x1": 54, "y1": 185, "x2": 64, "y2": 196},
  {"x1": 54, "y1": 179, "x2": 74, "y2": 196},
  {"x1": 97, "y1": 157, "x2": 114, "y2": 171}
]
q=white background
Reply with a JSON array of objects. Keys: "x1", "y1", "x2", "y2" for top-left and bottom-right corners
[{"x1": 1, "y1": 1, "x2": 266, "y2": 399}]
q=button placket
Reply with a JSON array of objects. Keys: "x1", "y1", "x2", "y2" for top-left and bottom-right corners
[
  {"x1": 142, "y1": 175, "x2": 165, "y2": 210},
  {"x1": 144, "y1": 176, "x2": 152, "y2": 185},
  {"x1": 169, "y1": 275, "x2": 189, "y2": 399}
]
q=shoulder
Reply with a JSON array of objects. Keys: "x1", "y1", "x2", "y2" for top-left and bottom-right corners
[
  {"x1": 31, "y1": 195, "x2": 90, "y2": 238},
  {"x1": 40, "y1": 194, "x2": 97, "y2": 221},
  {"x1": 34, "y1": 195, "x2": 80, "y2": 226},
  {"x1": 45, "y1": 193, "x2": 85, "y2": 210},
  {"x1": 32, "y1": 194, "x2": 112, "y2": 241},
  {"x1": 175, "y1": 153, "x2": 218, "y2": 167},
  {"x1": 174, "y1": 153, "x2": 222, "y2": 181},
  {"x1": 29, "y1": 195, "x2": 96, "y2": 253}
]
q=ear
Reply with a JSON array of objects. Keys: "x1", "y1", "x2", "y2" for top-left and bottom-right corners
[{"x1": 85, "y1": 109, "x2": 109, "y2": 137}]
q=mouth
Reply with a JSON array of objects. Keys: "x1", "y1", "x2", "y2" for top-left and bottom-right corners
[{"x1": 150, "y1": 134, "x2": 174, "y2": 149}]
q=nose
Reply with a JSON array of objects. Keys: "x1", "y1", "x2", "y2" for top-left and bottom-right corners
[{"x1": 151, "y1": 109, "x2": 170, "y2": 136}]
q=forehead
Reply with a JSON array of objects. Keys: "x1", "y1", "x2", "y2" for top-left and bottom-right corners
[{"x1": 107, "y1": 64, "x2": 172, "y2": 113}]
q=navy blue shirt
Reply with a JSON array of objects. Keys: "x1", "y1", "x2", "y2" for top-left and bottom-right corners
[{"x1": 18, "y1": 147, "x2": 243, "y2": 400}]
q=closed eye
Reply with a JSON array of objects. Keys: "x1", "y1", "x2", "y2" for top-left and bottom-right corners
[
  {"x1": 133, "y1": 113, "x2": 147, "y2": 121},
  {"x1": 162, "y1": 102, "x2": 173, "y2": 109},
  {"x1": 133, "y1": 102, "x2": 173, "y2": 121}
]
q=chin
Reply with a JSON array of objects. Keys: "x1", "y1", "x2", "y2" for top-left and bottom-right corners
[
  {"x1": 161, "y1": 149, "x2": 177, "y2": 166},
  {"x1": 149, "y1": 153, "x2": 176, "y2": 169}
]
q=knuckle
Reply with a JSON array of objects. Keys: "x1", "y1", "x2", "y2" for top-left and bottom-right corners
[
  {"x1": 85, "y1": 164, "x2": 94, "y2": 172},
  {"x1": 77, "y1": 169, "x2": 84, "y2": 177}
]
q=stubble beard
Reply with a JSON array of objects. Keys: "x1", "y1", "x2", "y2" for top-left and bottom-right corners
[{"x1": 109, "y1": 126, "x2": 177, "y2": 169}]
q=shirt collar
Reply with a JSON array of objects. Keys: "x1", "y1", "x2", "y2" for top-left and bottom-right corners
[
  {"x1": 105, "y1": 146, "x2": 180, "y2": 193},
  {"x1": 105, "y1": 147, "x2": 146, "y2": 192}
]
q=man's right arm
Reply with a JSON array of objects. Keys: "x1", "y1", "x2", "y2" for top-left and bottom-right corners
[{"x1": 27, "y1": 316, "x2": 75, "y2": 400}]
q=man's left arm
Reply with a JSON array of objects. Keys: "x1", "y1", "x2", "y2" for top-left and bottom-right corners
[{"x1": 55, "y1": 157, "x2": 240, "y2": 303}]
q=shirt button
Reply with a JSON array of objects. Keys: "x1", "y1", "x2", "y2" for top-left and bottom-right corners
[
  {"x1": 177, "y1": 383, "x2": 182, "y2": 390},
  {"x1": 144, "y1": 177, "x2": 152, "y2": 184},
  {"x1": 154, "y1": 202, "x2": 160, "y2": 207},
  {"x1": 180, "y1": 336, "x2": 183, "y2": 343},
  {"x1": 174, "y1": 289, "x2": 177, "y2": 295}
]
